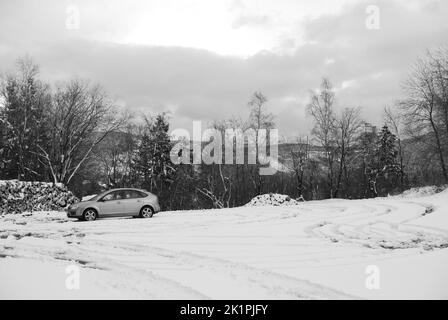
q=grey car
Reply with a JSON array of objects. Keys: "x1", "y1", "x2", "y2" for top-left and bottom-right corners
[{"x1": 67, "y1": 188, "x2": 161, "y2": 221}]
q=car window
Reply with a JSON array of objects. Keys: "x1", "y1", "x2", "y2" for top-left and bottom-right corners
[
  {"x1": 101, "y1": 190, "x2": 146, "y2": 201},
  {"x1": 115, "y1": 191, "x2": 126, "y2": 200},
  {"x1": 101, "y1": 192, "x2": 116, "y2": 201},
  {"x1": 123, "y1": 190, "x2": 134, "y2": 199},
  {"x1": 137, "y1": 191, "x2": 148, "y2": 198},
  {"x1": 125, "y1": 190, "x2": 142, "y2": 199}
]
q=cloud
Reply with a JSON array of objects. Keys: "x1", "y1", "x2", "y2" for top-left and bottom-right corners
[
  {"x1": 0, "y1": 0, "x2": 447, "y2": 138},
  {"x1": 231, "y1": 13, "x2": 272, "y2": 29}
]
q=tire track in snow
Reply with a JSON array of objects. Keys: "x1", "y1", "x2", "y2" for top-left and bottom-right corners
[
  {"x1": 302, "y1": 199, "x2": 448, "y2": 250},
  {"x1": 2, "y1": 194, "x2": 448, "y2": 299},
  {"x1": 68, "y1": 238, "x2": 355, "y2": 299}
]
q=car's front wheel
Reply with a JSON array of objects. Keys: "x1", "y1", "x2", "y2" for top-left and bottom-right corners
[
  {"x1": 139, "y1": 206, "x2": 154, "y2": 218},
  {"x1": 82, "y1": 208, "x2": 98, "y2": 221}
]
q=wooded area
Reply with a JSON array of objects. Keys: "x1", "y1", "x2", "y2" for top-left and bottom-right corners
[{"x1": 1, "y1": 48, "x2": 447, "y2": 210}]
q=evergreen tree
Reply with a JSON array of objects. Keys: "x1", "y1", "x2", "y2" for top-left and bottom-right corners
[
  {"x1": 377, "y1": 125, "x2": 401, "y2": 194},
  {"x1": 1, "y1": 58, "x2": 50, "y2": 180},
  {"x1": 134, "y1": 114, "x2": 176, "y2": 203},
  {"x1": 377, "y1": 125, "x2": 398, "y2": 166},
  {"x1": 366, "y1": 125, "x2": 401, "y2": 196},
  {"x1": 358, "y1": 124, "x2": 378, "y2": 197}
]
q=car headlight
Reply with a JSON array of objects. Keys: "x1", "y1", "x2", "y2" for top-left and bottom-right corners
[{"x1": 70, "y1": 203, "x2": 80, "y2": 210}]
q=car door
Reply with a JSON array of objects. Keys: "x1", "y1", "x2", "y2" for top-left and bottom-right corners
[
  {"x1": 119, "y1": 190, "x2": 142, "y2": 216},
  {"x1": 98, "y1": 191, "x2": 123, "y2": 216}
]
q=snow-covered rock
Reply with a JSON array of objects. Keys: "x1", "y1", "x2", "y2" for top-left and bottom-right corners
[{"x1": 246, "y1": 193, "x2": 300, "y2": 206}]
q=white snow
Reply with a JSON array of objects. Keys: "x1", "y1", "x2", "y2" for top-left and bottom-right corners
[
  {"x1": 246, "y1": 193, "x2": 301, "y2": 206},
  {"x1": 398, "y1": 185, "x2": 447, "y2": 198},
  {"x1": 1, "y1": 188, "x2": 448, "y2": 299}
]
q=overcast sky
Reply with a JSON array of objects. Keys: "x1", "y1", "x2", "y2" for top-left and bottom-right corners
[{"x1": 1, "y1": 0, "x2": 447, "y2": 138}]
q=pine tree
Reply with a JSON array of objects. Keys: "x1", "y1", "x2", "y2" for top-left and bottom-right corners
[
  {"x1": 366, "y1": 125, "x2": 401, "y2": 196},
  {"x1": 377, "y1": 125, "x2": 398, "y2": 168},
  {"x1": 1, "y1": 58, "x2": 50, "y2": 180},
  {"x1": 359, "y1": 124, "x2": 378, "y2": 197},
  {"x1": 377, "y1": 125, "x2": 401, "y2": 194},
  {"x1": 133, "y1": 114, "x2": 176, "y2": 202}
]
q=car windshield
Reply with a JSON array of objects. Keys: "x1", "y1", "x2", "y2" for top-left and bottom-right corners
[{"x1": 88, "y1": 191, "x2": 109, "y2": 202}]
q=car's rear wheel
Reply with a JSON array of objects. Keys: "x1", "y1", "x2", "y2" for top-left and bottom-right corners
[
  {"x1": 82, "y1": 208, "x2": 98, "y2": 221},
  {"x1": 139, "y1": 206, "x2": 154, "y2": 218}
]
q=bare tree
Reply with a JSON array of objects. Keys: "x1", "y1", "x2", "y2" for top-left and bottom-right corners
[
  {"x1": 384, "y1": 106, "x2": 405, "y2": 189},
  {"x1": 307, "y1": 78, "x2": 337, "y2": 197},
  {"x1": 333, "y1": 107, "x2": 362, "y2": 198},
  {"x1": 247, "y1": 91, "x2": 275, "y2": 194},
  {"x1": 195, "y1": 164, "x2": 232, "y2": 209},
  {"x1": 248, "y1": 92, "x2": 275, "y2": 132},
  {"x1": 428, "y1": 47, "x2": 448, "y2": 140},
  {"x1": 195, "y1": 119, "x2": 241, "y2": 208},
  {"x1": 399, "y1": 53, "x2": 448, "y2": 182},
  {"x1": 290, "y1": 136, "x2": 310, "y2": 200},
  {"x1": 35, "y1": 80, "x2": 126, "y2": 185},
  {"x1": 93, "y1": 120, "x2": 136, "y2": 188}
]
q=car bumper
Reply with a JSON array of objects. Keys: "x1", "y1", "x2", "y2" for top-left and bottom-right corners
[
  {"x1": 153, "y1": 202, "x2": 161, "y2": 213},
  {"x1": 66, "y1": 208, "x2": 81, "y2": 218}
]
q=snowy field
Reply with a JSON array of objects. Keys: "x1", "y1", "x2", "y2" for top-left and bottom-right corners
[{"x1": 1, "y1": 188, "x2": 448, "y2": 299}]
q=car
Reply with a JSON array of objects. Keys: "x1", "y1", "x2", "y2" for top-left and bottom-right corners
[{"x1": 66, "y1": 188, "x2": 161, "y2": 221}]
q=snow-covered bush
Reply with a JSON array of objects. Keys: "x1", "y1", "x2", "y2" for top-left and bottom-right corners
[
  {"x1": 0, "y1": 180, "x2": 78, "y2": 215},
  {"x1": 246, "y1": 193, "x2": 300, "y2": 206},
  {"x1": 399, "y1": 185, "x2": 448, "y2": 198}
]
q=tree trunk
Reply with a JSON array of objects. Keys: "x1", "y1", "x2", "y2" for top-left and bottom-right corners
[{"x1": 430, "y1": 118, "x2": 448, "y2": 182}]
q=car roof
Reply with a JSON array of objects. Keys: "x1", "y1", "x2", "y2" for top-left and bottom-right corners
[
  {"x1": 96, "y1": 188, "x2": 148, "y2": 197},
  {"x1": 105, "y1": 188, "x2": 147, "y2": 192}
]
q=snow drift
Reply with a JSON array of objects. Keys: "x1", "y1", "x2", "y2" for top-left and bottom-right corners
[{"x1": 398, "y1": 185, "x2": 448, "y2": 198}]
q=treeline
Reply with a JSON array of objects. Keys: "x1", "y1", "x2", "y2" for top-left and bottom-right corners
[
  {"x1": 293, "y1": 47, "x2": 448, "y2": 199},
  {"x1": 1, "y1": 48, "x2": 447, "y2": 210}
]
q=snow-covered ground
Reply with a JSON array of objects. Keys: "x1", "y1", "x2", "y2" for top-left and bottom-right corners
[{"x1": 1, "y1": 188, "x2": 448, "y2": 299}]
